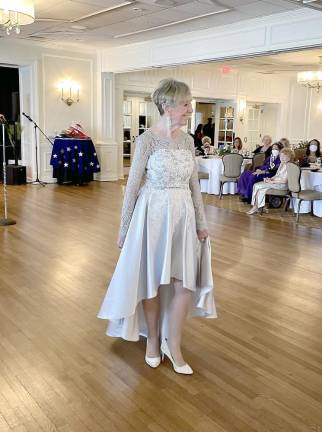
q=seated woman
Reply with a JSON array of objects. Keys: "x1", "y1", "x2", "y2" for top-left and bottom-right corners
[
  {"x1": 279, "y1": 137, "x2": 290, "y2": 148},
  {"x1": 232, "y1": 137, "x2": 243, "y2": 153},
  {"x1": 299, "y1": 139, "x2": 321, "y2": 167},
  {"x1": 238, "y1": 142, "x2": 282, "y2": 203},
  {"x1": 254, "y1": 135, "x2": 272, "y2": 158},
  {"x1": 246, "y1": 148, "x2": 294, "y2": 215},
  {"x1": 201, "y1": 136, "x2": 214, "y2": 155}
]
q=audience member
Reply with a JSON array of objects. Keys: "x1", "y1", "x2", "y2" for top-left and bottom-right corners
[
  {"x1": 194, "y1": 123, "x2": 204, "y2": 154},
  {"x1": 254, "y1": 135, "x2": 272, "y2": 158},
  {"x1": 247, "y1": 148, "x2": 294, "y2": 215},
  {"x1": 201, "y1": 136, "x2": 213, "y2": 155},
  {"x1": 299, "y1": 139, "x2": 321, "y2": 167},
  {"x1": 232, "y1": 137, "x2": 243, "y2": 153},
  {"x1": 279, "y1": 137, "x2": 290, "y2": 148},
  {"x1": 238, "y1": 142, "x2": 282, "y2": 203},
  {"x1": 203, "y1": 118, "x2": 214, "y2": 142}
]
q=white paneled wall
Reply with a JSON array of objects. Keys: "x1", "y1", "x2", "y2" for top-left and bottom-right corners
[
  {"x1": 113, "y1": 64, "x2": 291, "y2": 177},
  {"x1": 0, "y1": 39, "x2": 97, "y2": 182},
  {"x1": 287, "y1": 81, "x2": 322, "y2": 146},
  {"x1": 307, "y1": 89, "x2": 322, "y2": 142},
  {"x1": 112, "y1": 66, "x2": 322, "y2": 179}
]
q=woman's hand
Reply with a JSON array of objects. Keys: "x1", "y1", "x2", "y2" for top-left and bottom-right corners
[
  {"x1": 264, "y1": 177, "x2": 271, "y2": 183},
  {"x1": 117, "y1": 235, "x2": 124, "y2": 249},
  {"x1": 197, "y1": 229, "x2": 208, "y2": 242}
]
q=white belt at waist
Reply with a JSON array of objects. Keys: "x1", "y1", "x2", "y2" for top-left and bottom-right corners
[{"x1": 143, "y1": 183, "x2": 190, "y2": 191}]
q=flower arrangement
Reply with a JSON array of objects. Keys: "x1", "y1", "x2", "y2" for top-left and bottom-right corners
[
  {"x1": 218, "y1": 144, "x2": 232, "y2": 157},
  {"x1": 292, "y1": 140, "x2": 308, "y2": 149}
]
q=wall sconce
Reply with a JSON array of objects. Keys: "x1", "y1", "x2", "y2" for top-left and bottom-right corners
[
  {"x1": 58, "y1": 80, "x2": 80, "y2": 106},
  {"x1": 224, "y1": 106, "x2": 234, "y2": 118},
  {"x1": 238, "y1": 98, "x2": 246, "y2": 123}
]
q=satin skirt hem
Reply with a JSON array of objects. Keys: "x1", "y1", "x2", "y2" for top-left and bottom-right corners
[{"x1": 97, "y1": 188, "x2": 217, "y2": 342}]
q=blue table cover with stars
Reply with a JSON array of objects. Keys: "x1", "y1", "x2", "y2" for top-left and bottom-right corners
[{"x1": 50, "y1": 138, "x2": 100, "y2": 185}]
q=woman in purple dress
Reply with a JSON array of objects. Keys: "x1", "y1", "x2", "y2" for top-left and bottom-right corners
[{"x1": 238, "y1": 142, "x2": 282, "y2": 203}]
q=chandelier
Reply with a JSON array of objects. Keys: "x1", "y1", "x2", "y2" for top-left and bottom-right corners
[
  {"x1": 297, "y1": 56, "x2": 322, "y2": 93},
  {"x1": 0, "y1": 0, "x2": 35, "y2": 35}
]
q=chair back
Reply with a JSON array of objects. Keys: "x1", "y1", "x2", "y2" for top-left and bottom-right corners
[
  {"x1": 222, "y1": 153, "x2": 243, "y2": 178},
  {"x1": 286, "y1": 162, "x2": 301, "y2": 193},
  {"x1": 251, "y1": 152, "x2": 265, "y2": 171}
]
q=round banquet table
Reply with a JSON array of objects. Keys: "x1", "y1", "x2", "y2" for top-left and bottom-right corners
[
  {"x1": 197, "y1": 156, "x2": 252, "y2": 195},
  {"x1": 291, "y1": 170, "x2": 322, "y2": 217}
]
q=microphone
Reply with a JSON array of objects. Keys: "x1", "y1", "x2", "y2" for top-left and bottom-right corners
[{"x1": 22, "y1": 112, "x2": 33, "y2": 122}]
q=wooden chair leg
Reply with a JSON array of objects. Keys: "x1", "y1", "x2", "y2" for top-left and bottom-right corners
[
  {"x1": 296, "y1": 199, "x2": 302, "y2": 223},
  {"x1": 285, "y1": 197, "x2": 290, "y2": 211},
  {"x1": 219, "y1": 182, "x2": 224, "y2": 199},
  {"x1": 281, "y1": 197, "x2": 290, "y2": 217}
]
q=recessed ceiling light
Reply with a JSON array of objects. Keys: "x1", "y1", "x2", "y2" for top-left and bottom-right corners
[
  {"x1": 71, "y1": 25, "x2": 87, "y2": 30},
  {"x1": 133, "y1": 7, "x2": 143, "y2": 11}
]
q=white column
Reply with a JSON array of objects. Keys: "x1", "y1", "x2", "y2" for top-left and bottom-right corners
[
  {"x1": 19, "y1": 62, "x2": 39, "y2": 181},
  {"x1": 95, "y1": 72, "x2": 119, "y2": 181}
]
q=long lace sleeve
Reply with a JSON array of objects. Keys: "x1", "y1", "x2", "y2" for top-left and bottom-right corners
[
  {"x1": 187, "y1": 135, "x2": 208, "y2": 231},
  {"x1": 119, "y1": 134, "x2": 151, "y2": 245}
]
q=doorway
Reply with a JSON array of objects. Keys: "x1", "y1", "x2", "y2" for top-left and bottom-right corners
[
  {"x1": 122, "y1": 92, "x2": 159, "y2": 174},
  {"x1": 193, "y1": 101, "x2": 216, "y2": 145},
  {"x1": 245, "y1": 102, "x2": 280, "y2": 148},
  {"x1": 0, "y1": 66, "x2": 21, "y2": 165},
  {"x1": 193, "y1": 99, "x2": 236, "y2": 148}
]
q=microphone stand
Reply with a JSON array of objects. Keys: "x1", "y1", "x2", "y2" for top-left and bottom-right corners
[
  {"x1": 0, "y1": 117, "x2": 16, "y2": 226},
  {"x1": 23, "y1": 113, "x2": 54, "y2": 187}
]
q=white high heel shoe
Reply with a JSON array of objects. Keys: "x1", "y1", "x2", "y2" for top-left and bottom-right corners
[
  {"x1": 145, "y1": 355, "x2": 161, "y2": 368},
  {"x1": 160, "y1": 339, "x2": 193, "y2": 375}
]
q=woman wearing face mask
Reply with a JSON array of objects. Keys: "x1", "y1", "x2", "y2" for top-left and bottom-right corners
[
  {"x1": 97, "y1": 79, "x2": 217, "y2": 375},
  {"x1": 238, "y1": 142, "x2": 282, "y2": 203},
  {"x1": 253, "y1": 135, "x2": 273, "y2": 158},
  {"x1": 247, "y1": 148, "x2": 294, "y2": 215},
  {"x1": 300, "y1": 139, "x2": 321, "y2": 167}
]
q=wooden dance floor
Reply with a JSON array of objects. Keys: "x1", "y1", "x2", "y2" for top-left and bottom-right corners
[{"x1": 0, "y1": 182, "x2": 321, "y2": 432}]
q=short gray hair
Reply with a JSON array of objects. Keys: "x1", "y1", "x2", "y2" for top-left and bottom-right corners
[
  {"x1": 151, "y1": 78, "x2": 192, "y2": 115},
  {"x1": 262, "y1": 135, "x2": 272, "y2": 144}
]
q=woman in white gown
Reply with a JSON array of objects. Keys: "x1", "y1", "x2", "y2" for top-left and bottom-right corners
[{"x1": 97, "y1": 79, "x2": 217, "y2": 375}]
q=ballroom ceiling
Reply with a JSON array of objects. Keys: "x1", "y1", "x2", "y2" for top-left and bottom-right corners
[
  {"x1": 0, "y1": 0, "x2": 307, "y2": 49},
  {"x1": 159, "y1": 47, "x2": 322, "y2": 79}
]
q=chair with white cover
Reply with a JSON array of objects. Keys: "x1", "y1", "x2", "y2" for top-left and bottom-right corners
[
  {"x1": 219, "y1": 153, "x2": 243, "y2": 199},
  {"x1": 286, "y1": 162, "x2": 322, "y2": 223}
]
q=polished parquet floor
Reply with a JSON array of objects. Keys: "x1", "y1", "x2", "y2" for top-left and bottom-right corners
[
  {"x1": 203, "y1": 194, "x2": 322, "y2": 230},
  {"x1": 0, "y1": 181, "x2": 322, "y2": 432}
]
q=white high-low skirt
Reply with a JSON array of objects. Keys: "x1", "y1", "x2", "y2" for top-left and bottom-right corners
[{"x1": 97, "y1": 185, "x2": 217, "y2": 341}]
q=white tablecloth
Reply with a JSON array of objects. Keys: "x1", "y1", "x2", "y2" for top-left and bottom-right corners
[
  {"x1": 291, "y1": 170, "x2": 322, "y2": 217},
  {"x1": 197, "y1": 156, "x2": 251, "y2": 195}
]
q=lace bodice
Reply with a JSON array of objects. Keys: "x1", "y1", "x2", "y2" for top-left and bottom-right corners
[
  {"x1": 119, "y1": 129, "x2": 207, "y2": 243},
  {"x1": 145, "y1": 148, "x2": 193, "y2": 189}
]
